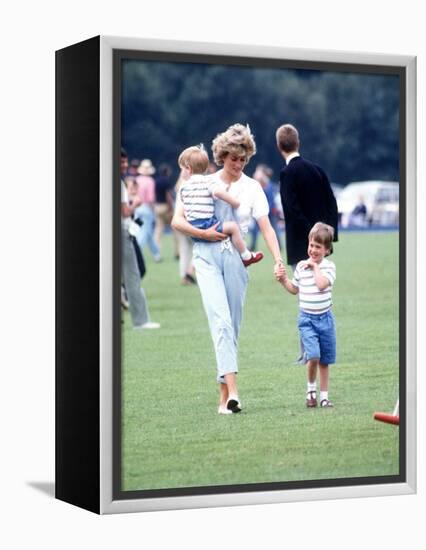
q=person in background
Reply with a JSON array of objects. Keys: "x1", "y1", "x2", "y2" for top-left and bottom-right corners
[
  {"x1": 122, "y1": 158, "x2": 145, "y2": 309},
  {"x1": 133, "y1": 158, "x2": 162, "y2": 262},
  {"x1": 207, "y1": 161, "x2": 217, "y2": 174},
  {"x1": 276, "y1": 124, "x2": 338, "y2": 269},
  {"x1": 121, "y1": 148, "x2": 160, "y2": 330},
  {"x1": 127, "y1": 158, "x2": 140, "y2": 178},
  {"x1": 249, "y1": 163, "x2": 283, "y2": 252},
  {"x1": 154, "y1": 162, "x2": 176, "y2": 258},
  {"x1": 349, "y1": 195, "x2": 368, "y2": 227}
]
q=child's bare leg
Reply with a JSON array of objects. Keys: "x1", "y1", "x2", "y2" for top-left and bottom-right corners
[
  {"x1": 319, "y1": 363, "x2": 333, "y2": 406},
  {"x1": 222, "y1": 221, "x2": 248, "y2": 256},
  {"x1": 222, "y1": 221, "x2": 263, "y2": 266},
  {"x1": 319, "y1": 363, "x2": 329, "y2": 392},
  {"x1": 307, "y1": 358, "x2": 319, "y2": 384},
  {"x1": 306, "y1": 358, "x2": 319, "y2": 407}
]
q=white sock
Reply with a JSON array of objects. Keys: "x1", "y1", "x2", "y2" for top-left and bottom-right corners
[
  {"x1": 241, "y1": 249, "x2": 252, "y2": 260},
  {"x1": 307, "y1": 382, "x2": 316, "y2": 393},
  {"x1": 320, "y1": 391, "x2": 328, "y2": 402}
]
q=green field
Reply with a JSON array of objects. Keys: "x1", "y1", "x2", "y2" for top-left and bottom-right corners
[{"x1": 121, "y1": 231, "x2": 399, "y2": 491}]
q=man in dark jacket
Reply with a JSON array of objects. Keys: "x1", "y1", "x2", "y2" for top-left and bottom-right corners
[{"x1": 276, "y1": 124, "x2": 338, "y2": 268}]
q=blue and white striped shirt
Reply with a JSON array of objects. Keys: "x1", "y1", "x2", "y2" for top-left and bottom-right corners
[
  {"x1": 179, "y1": 175, "x2": 222, "y2": 222},
  {"x1": 292, "y1": 258, "x2": 336, "y2": 314}
]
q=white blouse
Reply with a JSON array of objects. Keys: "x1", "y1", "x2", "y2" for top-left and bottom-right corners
[{"x1": 214, "y1": 170, "x2": 269, "y2": 234}]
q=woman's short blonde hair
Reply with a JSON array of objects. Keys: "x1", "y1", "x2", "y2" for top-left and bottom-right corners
[
  {"x1": 211, "y1": 123, "x2": 256, "y2": 166},
  {"x1": 178, "y1": 145, "x2": 209, "y2": 174}
]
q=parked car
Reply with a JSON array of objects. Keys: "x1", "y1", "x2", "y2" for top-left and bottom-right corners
[
  {"x1": 337, "y1": 180, "x2": 399, "y2": 227},
  {"x1": 370, "y1": 184, "x2": 399, "y2": 226},
  {"x1": 330, "y1": 183, "x2": 344, "y2": 199}
]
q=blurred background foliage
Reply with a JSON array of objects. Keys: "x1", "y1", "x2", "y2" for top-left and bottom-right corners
[{"x1": 122, "y1": 59, "x2": 399, "y2": 184}]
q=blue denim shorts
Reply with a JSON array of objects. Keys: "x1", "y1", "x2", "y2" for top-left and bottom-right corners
[
  {"x1": 298, "y1": 309, "x2": 336, "y2": 365},
  {"x1": 190, "y1": 216, "x2": 223, "y2": 242}
]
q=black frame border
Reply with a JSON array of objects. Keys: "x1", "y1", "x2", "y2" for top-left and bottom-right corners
[{"x1": 56, "y1": 35, "x2": 101, "y2": 513}]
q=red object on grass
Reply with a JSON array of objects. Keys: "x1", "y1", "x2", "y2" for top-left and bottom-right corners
[{"x1": 373, "y1": 412, "x2": 399, "y2": 425}]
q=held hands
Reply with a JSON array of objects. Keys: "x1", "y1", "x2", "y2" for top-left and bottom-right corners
[{"x1": 274, "y1": 260, "x2": 287, "y2": 284}]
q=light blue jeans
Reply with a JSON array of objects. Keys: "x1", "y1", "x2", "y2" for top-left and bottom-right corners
[
  {"x1": 134, "y1": 204, "x2": 160, "y2": 258},
  {"x1": 192, "y1": 200, "x2": 249, "y2": 382}
]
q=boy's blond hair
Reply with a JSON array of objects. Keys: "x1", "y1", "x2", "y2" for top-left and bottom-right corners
[
  {"x1": 309, "y1": 222, "x2": 334, "y2": 255},
  {"x1": 178, "y1": 145, "x2": 209, "y2": 174}
]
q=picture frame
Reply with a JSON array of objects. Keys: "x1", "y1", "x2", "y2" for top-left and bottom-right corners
[{"x1": 56, "y1": 35, "x2": 416, "y2": 514}]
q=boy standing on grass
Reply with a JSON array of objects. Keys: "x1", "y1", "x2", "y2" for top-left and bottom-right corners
[
  {"x1": 178, "y1": 145, "x2": 264, "y2": 267},
  {"x1": 276, "y1": 222, "x2": 336, "y2": 408}
]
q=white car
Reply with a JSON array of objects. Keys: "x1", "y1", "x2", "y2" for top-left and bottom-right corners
[
  {"x1": 337, "y1": 180, "x2": 399, "y2": 227},
  {"x1": 331, "y1": 183, "x2": 344, "y2": 199}
]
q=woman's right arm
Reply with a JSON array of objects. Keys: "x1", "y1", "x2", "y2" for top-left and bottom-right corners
[{"x1": 171, "y1": 194, "x2": 228, "y2": 241}]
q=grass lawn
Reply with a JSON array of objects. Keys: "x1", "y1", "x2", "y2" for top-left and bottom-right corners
[{"x1": 121, "y1": 230, "x2": 399, "y2": 491}]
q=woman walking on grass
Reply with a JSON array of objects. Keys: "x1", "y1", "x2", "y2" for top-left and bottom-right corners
[{"x1": 172, "y1": 123, "x2": 283, "y2": 415}]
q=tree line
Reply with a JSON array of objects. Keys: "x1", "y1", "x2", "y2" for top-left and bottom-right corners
[{"x1": 122, "y1": 59, "x2": 400, "y2": 185}]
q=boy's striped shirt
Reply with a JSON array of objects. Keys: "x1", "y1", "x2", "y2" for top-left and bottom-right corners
[
  {"x1": 292, "y1": 258, "x2": 336, "y2": 314},
  {"x1": 180, "y1": 175, "x2": 221, "y2": 222}
]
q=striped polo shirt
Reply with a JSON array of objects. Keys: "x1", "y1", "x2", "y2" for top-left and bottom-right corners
[
  {"x1": 292, "y1": 258, "x2": 336, "y2": 314},
  {"x1": 179, "y1": 175, "x2": 222, "y2": 222}
]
